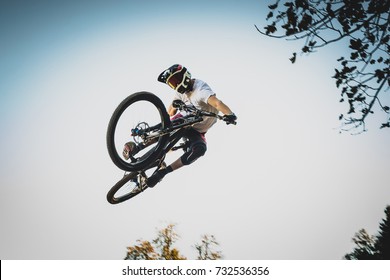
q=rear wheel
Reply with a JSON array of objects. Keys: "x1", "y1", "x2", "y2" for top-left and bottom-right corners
[
  {"x1": 106, "y1": 171, "x2": 146, "y2": 204},
  {"x1": 106, "y1": 92, "x2": 170, "y2": 171},
  {"x1": 107, "y1": 161, "x2": 166, "y2": 204}
]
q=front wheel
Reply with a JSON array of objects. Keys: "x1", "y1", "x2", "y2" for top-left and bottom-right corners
[{"x1": 106, "y1": 92, "x2": 170, "y2": 171}]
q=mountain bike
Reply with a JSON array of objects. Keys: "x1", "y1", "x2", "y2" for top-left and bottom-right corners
[{"x1": 106, "y1": 91, "x2": 235, "y2": 204}]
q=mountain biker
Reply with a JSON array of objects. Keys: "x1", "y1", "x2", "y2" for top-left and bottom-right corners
[{"x1": 123, "y1": 64, "x2": 237, "y2": 188}]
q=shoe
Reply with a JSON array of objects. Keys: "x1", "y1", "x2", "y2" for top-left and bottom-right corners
[
  {"x1": 146, "y1": 170, "x2": 165, "y2": 188},
  {"x1": 122, "y1": 142, "x2": 140, "y2": 160}
]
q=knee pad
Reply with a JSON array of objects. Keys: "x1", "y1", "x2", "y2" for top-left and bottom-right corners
[{"x1": 181, "y1": 143, "x2": 207, "y2": 165}]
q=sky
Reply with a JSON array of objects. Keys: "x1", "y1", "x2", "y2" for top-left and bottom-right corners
[{"x1": 1, "y1": 0, "x2": 389, "y2": 260}]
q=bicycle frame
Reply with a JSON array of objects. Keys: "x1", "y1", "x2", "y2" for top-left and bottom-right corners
[
  {"x1": 142, "y1": 115, "x2": 203, "y2": 170},
  {"x1": 132, "y1": 105, "x2": 220, "y2": 172}
]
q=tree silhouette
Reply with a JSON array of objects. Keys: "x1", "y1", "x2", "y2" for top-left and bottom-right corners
[
  {"x1": 257, "y1": 0, "x2": 390, "y2": 133},
  {"x1": 152, "y1": 224, "x2": 186, "y2": 260},
  {"x1": 344, "y1": 205, "x2": 390, "y2": 259},
  {"x1": 344, "y1": 229, "x2": 377, "y2": 259},
  {"x1": 375, "y1": 205, "x2": 390, "y2": 259},
  {"x1": 124, "y1": 224, "x2": 222, "y2": 260},
  {"x1": 195, "y1": 234, "x2": 222, "y2": 260},
  {"x1": 124, "y1": 240, "x2": 159, "y2": 260}
]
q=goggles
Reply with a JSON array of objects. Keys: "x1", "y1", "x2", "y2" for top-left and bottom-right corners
[{"x1": 167, "y1": 71, "x2": 185, "y2": 90}]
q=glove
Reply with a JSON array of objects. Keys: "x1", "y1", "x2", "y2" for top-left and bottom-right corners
[
  {"x1": 223, "y1": 113, "x2": 237, "y2": 125},
  {"x1": 172, "y1": 99, "x2": 185, "y2": 109}
]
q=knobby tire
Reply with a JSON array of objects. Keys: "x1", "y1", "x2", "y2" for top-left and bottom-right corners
[{"x1": 106, "y1": 172, "x2": 143, "y2": 204}]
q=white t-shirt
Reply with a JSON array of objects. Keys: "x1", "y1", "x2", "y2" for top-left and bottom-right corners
[{"x1": 172, "y1": 79, "x2": 218, "y2": 133}]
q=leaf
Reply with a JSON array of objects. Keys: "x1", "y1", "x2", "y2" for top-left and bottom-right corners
[
  {"x1": 298, "y1": 13, "x2": 312, "y2": 30},
  {"x1": 375, "y1": 69, "x2": 385, "y2": 81},
  {"x1": 367, "y1": 33, "x2": 375, "y2": 44},
  {"x1": 295, "y1": 0, "x2": 309, "y2": 9},
  {"x1": 380, "y1": 122, "x2": 390, "y2": 129},
  {"x1": 350, "y1": 39, "x2": 362, "y2": 50},
  {"x1": 350, "y1": 52, "x2": 359, "y2": 60},
  {"x1": 286, "y1": 7, "x2": 297, "y2": 27},
  {"x1": 355, "y1": 95, "x2": 366, "y2": 102},
  {"x1": 268, "y1": 3, "x2": 278, "y2": 10},
  {"x1": 346, "y1": 66, "x2": 358, "y2": 75},
  {"x1": 342, "y1": 22, "x2": 350, "y2": 33},
  {"x1": 289, "y1": 52, "x2": 297, "y2": 63},
  {"x1": 264, "y1": 24, "x2": 277, "y2": 34},
  {"x1": 286, "y1": 28, "x2": 297, "y2": 35},
  {"x1": 326, "y1": 3, "x2": 335, "y2": 17},
  {"x1": 381, "y1": 35, "x2": 389, "y2": 44},
  {"x1": 336, "y1": 79, "x2": 342, "y2": 88}
]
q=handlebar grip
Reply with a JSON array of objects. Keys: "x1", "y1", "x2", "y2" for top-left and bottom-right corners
[
  {"x1": 172, "y1": 100, "x2": 186, "y2": 109},
  {"x1": 222, "y1": 113, "x2": 237, "y2": 125}
]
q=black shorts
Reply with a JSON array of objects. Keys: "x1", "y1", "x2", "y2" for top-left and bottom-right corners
[{"x1": 181, "y1": 128, "x2": 207, "y2": 165}]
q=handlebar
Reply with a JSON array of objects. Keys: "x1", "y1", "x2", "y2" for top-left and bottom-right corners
[
  {"x1": 131, "y1": 103, "x2": 236, "y2": 138},
  {"x1": 179, "y1": 103, "x2": 237, "y2": 125}
]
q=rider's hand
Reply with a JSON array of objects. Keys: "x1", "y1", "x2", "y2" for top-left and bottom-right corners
[
  {"x1": 223, "y1": 113, "x2": 237, "y2": 125},
  {"x1": 172, "y1": 99, "x2": 185, "y2": 109}
]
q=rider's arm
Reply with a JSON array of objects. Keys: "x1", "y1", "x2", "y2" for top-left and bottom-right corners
[
  {"x1": 168, "y1": 103, "x2": 177, "y2": 117},
  {"x1": 207, "y1": 95, "x2": 233, "y2": 115}
]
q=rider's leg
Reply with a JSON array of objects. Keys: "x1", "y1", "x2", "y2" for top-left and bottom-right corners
[{"x1": 147, "y1": 129, "x2": 207, "y2": 188}]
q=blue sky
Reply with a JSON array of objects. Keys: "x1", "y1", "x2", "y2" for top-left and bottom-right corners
[{"x1": 1, "y1": 0, "x2": 390, "y2": 260}]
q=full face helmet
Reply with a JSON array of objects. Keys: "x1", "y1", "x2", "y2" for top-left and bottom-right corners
[{"x1": 158, "y1": 64, "x2": 192, "y2": 94}]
